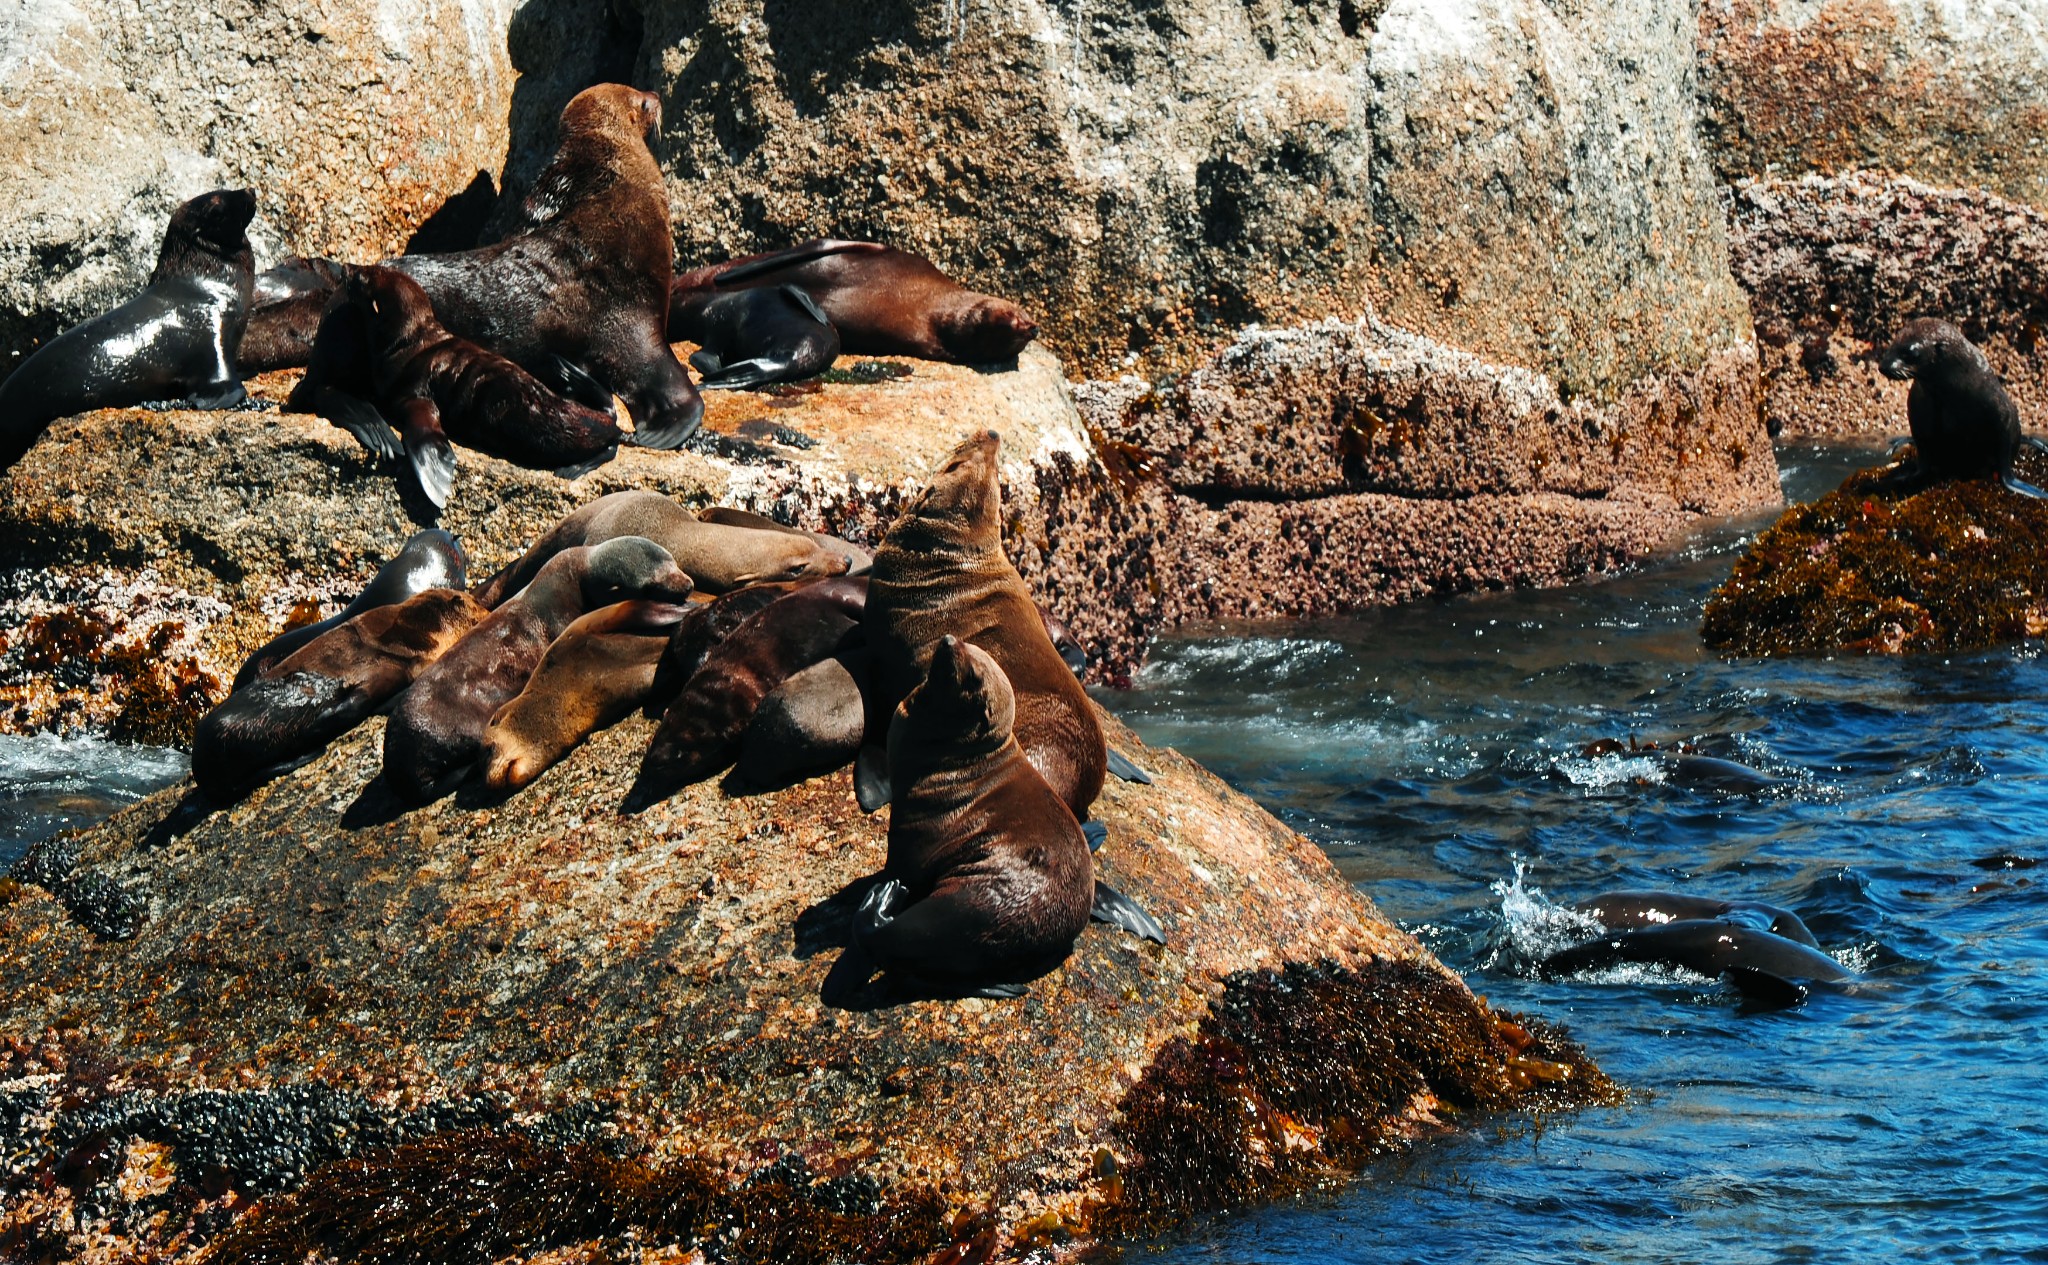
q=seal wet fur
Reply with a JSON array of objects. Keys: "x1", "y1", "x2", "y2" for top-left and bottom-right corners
[
  {"x1": 1874, "y1": 317, "x2": 2048, "y2": 499},
  {"x1": 1, "y1": 188, "x2": 257, "y2": 471},
  {"x1": 236, "y1": 255, "x2": 351, "y2": 373}
]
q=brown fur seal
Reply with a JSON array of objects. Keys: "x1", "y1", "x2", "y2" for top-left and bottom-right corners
[
  {"x1": 193, "y1": 587, "x2": 486, "y2": 800},
  {"x1": 646, "y1": 582, "x2": 804, "y2": 707},
  {"x1": 732, "y1": 647, "x2": 871, "y2": 792},
  {"x1": 852, "y1": 637, "x2": 1093, "y2": 997},
  {"x1": 236, "y1": 255, "x2": 350, "y2": 373},
  {"x1": 233, "y1": 529, "x2": 468, "y2": 690},
  {"x1": 386, "y1": 85, "x2": 703, "y2": 450},
  {"x1": 479, "y1": 599, "x2": 685, "y2": 791},
  {"x1": 1876, "y1": 318, "x2": 2047, "y2": 498},
  {"x1": 627, "y1": 577, "x2": 868, "y2": 808},
  {"x1": 286, "y1": 266, "x2": 622, "y2": 507},
  {"x1": 671, "y1": 239, "x2": 1037, "y2": 364},
  {"x1": 860, "y1": 430, "x2": 1106, "y2": 817},
  {"x1": 384, "y1": 536, "x2": 694, "y2": 804},
  {"x1": 1, "y1": 189, "x2": 256, "y2": 472},
  {"x1": 694, "y1": 505, "x2": 874, "y2": 575},
  {"x1": 472, "y1": 491, "x2": 849, "y2": 607},
  {"x1": 672, "y1": 284, "x2": 840, "y2": 389},
  {"x1": 1574, "y1": 890, "x2": 1819, "y2": 947}
]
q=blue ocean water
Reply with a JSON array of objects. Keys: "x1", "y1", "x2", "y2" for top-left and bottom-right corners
[{"x1": 1110, "y1": 444, "x2": 2048, "y2": 1263}]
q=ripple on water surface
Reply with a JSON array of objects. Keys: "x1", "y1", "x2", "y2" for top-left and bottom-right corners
[{"x1": 0, "y1": 733, "x2": 186, "y2": 866}]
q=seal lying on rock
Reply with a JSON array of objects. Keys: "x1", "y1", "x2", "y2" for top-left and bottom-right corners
[
  {"x1": 672, "y1": 239, "x2": 1037, "y2": 364},
  {"x1": 1, "y1": 189, "x2": 257, "y2": 472},
  {"x1": 384, "y1": 536, "x2": 695, "y2": 804},
  {"x1": 1875, "y1": 318, "x2": 2048, "y2": 499},
  {"x1": 671, "y1": 285, "x2": 841, "y2": 389},
  {"x1": 694, "y1": 506, "x2": 873, "y2": 576},
  {"x1": 235, "y1": 255, "x2": 351, "y2": 373},
  {"x1": 193, "y1": 587, "x2": 487, "y2": 800},
  {"x1": 232, "y1": 529, "x2": 468, "y2": 690},
  {"x1": 386, "y1": 85, "x2": 703, "y2": 451}
]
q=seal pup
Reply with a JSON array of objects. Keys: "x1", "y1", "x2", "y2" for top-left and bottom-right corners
[
  {"x1": 192, "y1": 587, "x2": 486, "y2": 800},
  {"x1": 1540, "y1": 920, "x2": 1854, "y2": 1008},
  {"x1": 672, "y1": 285, "x2": 841, "y2": 389},
  {"x1": 1875, "y1": 318, "x2": 2048, "y2": 498},
  {"x1": 236, "y1": 255, "x2": 351, "y2": 373},
  {"x1": 479, "y1": 599, "x2": 686, "y2": 791},
  {"x1": 288, "y1": 266, "x2": 623, "y2": 507},
  {"x1": 695, "y1": 505, "x2": 873, "y2": 575},
  {"x1": 384, "y1": 536, "x2": 694, "y2": 804},
  {"x1": 471, "y1": 491, "x2": 848, "y2": 606},
  {"x1": 1, "y1": 188, "x2": 257, "y2": 471},
  {"x1": 1573, "y1": 890, "x2": 1819, "y2": 948},
  {"x1": 853, "y1": 637, "x2": 1093, "y2": 998},
  {"x1": 672, "y1": 239, "x2": 1037, "y2": 364},
  {"x1": 860, "y1": 430, "x2": 1106, "y2": 818},
  {"x1": 627, "y1": 577, "x2": 868, "y2": 807},
  {"x1": 231, "y1": 529, "x2": 468, "y2": 690},
  {"x1": 387, "y1": 85, "x2": 702, "y2": 450}
]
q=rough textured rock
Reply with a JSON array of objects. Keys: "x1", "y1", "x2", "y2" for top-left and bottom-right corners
[
  {"x1": 0, "y1": 0, "x2": 520, "y2": 374},
  {"x1": 1700, "y1": 0, "x2": 2048, "y2": 211},
  {"x1": 0, "y1": 706, "x2": 1610, "y2": 1261},
  {"x1": 1702, "y1": 445, "x2": 2048, "y2": 656},
  {"x1": 1728, "y1": 173, "x2": 2048, "y2": 439}
]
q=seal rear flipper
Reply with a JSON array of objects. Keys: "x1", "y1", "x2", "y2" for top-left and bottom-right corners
[
  {"x1": 177, "y1": 381, "x2": 248, "y2": 412},
  {"x1": 1081, "y1": 820, "x2": 1107, "y2": 852},
  {"x1": 712, "y1": 239, "x2": 887, "y2": 287},
  {"x1": 527, "y1": 354, "x2": 617, "y2": 416},
  {"x1": 394, "y1": 399, "x2": 457, "y2": 510},
  {"x1": 688, "y1": 350, "x2": 724, "y2": 376},
  {"x1": 625, "y1": 394, "x2": 703, "y2": 451},
  {"x1": 554, "y1": 446, "x2": 618, "y2": 480},
  {"x1": 699, "y1": 357, "x2": 797, "y2": 391},
  {"x1": 2024, "y1": 435, "x2": 2048, "y2": 456},
  {"x1": 1107, "y1": 747, "x2": 1154, "y2": 785},
  {"x1": 854, "y1": 743, "x2": 891, "y2": 812},
  {"x1": 2000, "y1": 469, "x2": 2048, "y2": 500},
  {"x1": 1092, "y1": 881, "x2": 1167, "y2": 945},
  {"x1": 1722, "y1": 967, "x2": 1809, "y2": 1010}
]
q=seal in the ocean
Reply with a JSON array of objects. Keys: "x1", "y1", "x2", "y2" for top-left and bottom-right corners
[
  {"x1": 1540, "y1": 920, "x2": 1855, "y2": 1008},
  {"x1": 231, "y1": 529, "x2": 468, "y2": 690},
  {"x1": 192, "y1": 587, "x2": 487, "y2": 800},
  {"x1": 671, "y1": 239, "x2": 1037, "y2": 364},
  {"x1": 235, "y1": 255, "x2": 350, "y2": 373},
  {"x1": 1875, "y1": 317, "x2": 2048, "y2": 498},
  {"x1": 471, "y1": 491, "x2": 848, "y2": 606},
  {"x1": 859, "y1": 429, "x2": 1106, "y2": 818},
  {"x1": 480, "y1": 599, "x2": 688, "y2": 791},
  {"x1": 1573, "y1": 889, "x2": 1819, "y2": 948},
  {"x1": 384, "y1": 536, "x2": 695, "y2": 804},
  {"x1": 1, "y1": 188, "x2": 257, "y2": 471},
  {"x1": 627, "y1": 577, "x2": 869, "y2": 807},
  {"x1": 386, "y1": 84, "x2": 703, "y2": 450},
  {"x1": 672, "y1": 284, "x2": 840, "y2": 389}
]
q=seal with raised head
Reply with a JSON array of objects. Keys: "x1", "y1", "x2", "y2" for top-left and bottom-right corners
[
  {"x1": 287, "y1": 266, "x2": 623, "y2": 507},
  {"x1": 1875, "y1": 317, "x2": 2047, "y2": 498},
  {"x1": 231, "y1": 529, "x2": 468, "y2": 690},
  {"x1": 672, "y1": 284, "x2": 840, "y2": 389},
  {"x1": 480, "y1": 599, "x2": 689, "y2": 791},
  {"x1": 384, "y1": 536, "x2": 695, "y2": 804},
  {"x1": 471, "y1": 491, "x2": 848, "y2": 607},
  {"x1": 387, "y1": 84, "x2": 703, "y2": 450},
  {"x1": 860, "y1": 429, "x2": 1106, "y2": 818},
  {"x1": 671, "y1": 239, "x2": 1037, "y2": 364},
  {"x1": 1, "y1": 188, "x2": 257, "y2": 471},
  {"x1": 236, "y1": 255, "x2": 351, "y2": 373},
  {"x1": 852, "y1": 636, "x2": 1094, "y2": 998},
  {"x1": 193, "y1": 587, "x2": 487, "y2": 800}
]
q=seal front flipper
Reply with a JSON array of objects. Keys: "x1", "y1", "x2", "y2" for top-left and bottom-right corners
[
  {"x1": 698, "y1": 356, "x2": 799, "y2": 391},
  {"x1": 1081, "y1": 820, "x2": 1107, "y2": 852},
  {"x1": 394, "y1": 398, "x2": 458, "y2": 510},
  {"x1": 1107, "y1": 748, "x2": 1154, "y2": 785},
  {"x1": 854, "y1": 742, "x2": 891, "y2": 812},
  {"x1": 1722, "y1": 967, "x2": 1808, "y2": 1011},
  {"x1": 304, "y1": 387, "x2": 402, "y2": 459},
  {"x1": 688, "y1": 349, "x2": 724, "y2": 376},
  {"x1": 1092, "y1": 881, "x2": 1167, "y2": 944},
  {"x1": 624, "y1": 391, "x2": 703, "y2": 450},
  {"x1": 2000, "y1": 469, "x2": 2048, "y2": 500},
  {"x1": 523, "y1": 354, "x2": 617, "y2": 416},
  {"x1": 175, "y1": 381, "x2": 248, "y2": 412},
  {"x1": 554, "y1": 447, "x2": 618, "y2": 480},
  {"x1": 711, "y1": 239, "x2": 888, "y2": 287}
]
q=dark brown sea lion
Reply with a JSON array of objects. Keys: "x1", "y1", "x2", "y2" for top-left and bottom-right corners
[
  {"x1": 671, "y1": 239, "x2": 1037, "y2": 364},
  {"x1": 646, "y1": 582, "x2": 805, "y2": 707},
  {"x1": 852, "y1": 637, "x2": 1094, "y2": 997},
  {"x1": 384, "y1": 536, "x2": 694, "y2": 804},
  {"x1": 232, "y1": 529, "x2": 468, "y2": 690},
  {"x1": 236, "y1": 255, "x2": 350, "y2": 373},
  {"x1": 626, "y1": 577, "x2": 868, "y2": 807},
  {"x1": 287, "y1": 266, "x2": 623, "y2": 507},
  {"x1": 1876, "y1": 318, "x2": 2047, "y2": 498},
  {"x1": 480, "y1": 599, "x2": 685, "y2": 791},
  {"x1": 860, "y1": 430, "x2": 1106, "y2": 818},
  {"x1": 733, "y1": 647, "x2": 872, "y2": 792},
  {"x1": 192, "y1": 587, "x2": 486, "y2": 800},
  {"x1": 694, "y1": 505, "x2": 874, "y2": 575},
  {"x1": 672, "y1": 284, "x2": 840, "y2": 389},
  {"x1": 471, "y1": 491, "x2": 848, "y2": 607},
  {"x1": 1574, "y1": 890, "x2": 1819, "y2": 948},
  {"x1": 1, "y1": 189, "x2": 256, "y2": 472},
  {"x1": 386, "y1": 84, "x2": 703, "y2": 450}
]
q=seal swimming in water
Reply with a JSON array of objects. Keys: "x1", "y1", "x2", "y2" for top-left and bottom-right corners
[
  {"x1": 671, "y1": 239, "x2": 1037, "y2": 364},
  {"x1": 231, "y1": 528, "x2": 469, "y2": 690},
  {"x1": 671, "y1": 284, "x2": 841, "y2": 389},
  {"x1": 1540, "y1": 920, "x2": 1854, "y2": 1008},
  {"x1": 385, "y1": 85, "x2": 703, "y2": 450},
  {"x1": 1, "y1": 188, "x2": 257, "y2": 472},
  {"x1": 1874, "y1": 317, "x2": 2048, "y2": 499},
  {"x1": 384, "y1": 536, "x2": 694, "y2": 804},
  {"x1": 1573, "y1": 889, "x2": 1819, "y2": 947}
]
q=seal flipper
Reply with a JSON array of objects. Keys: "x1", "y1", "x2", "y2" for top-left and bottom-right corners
[
  {"x1": 527, "y1": 354, "x2": 617, "y2": 416},
  {"x1": 1107, "y1": 748, "x2": 1154, "y2": 785},
  {"x1": 554, "y1": 447, "x2": 619, "y2": 480},
  {"x1": 1092, "y1": 881, "x2": 1167, "y2": 945},
  {"x1": 179, "y1": 381, "x2": 249, "y2": 411},
  {"x1": 1081, "y1": 820, "x2": 1108, "y2": 852},
  {"x1": 854, "y1": 743, "x2": 891, "y2": 812},
  {"x1": 624, "y1": 394, "x2": 703, "y2": 451},
  {"x1": 782, "y1": 285, "x2": 832, "y2": 328},
  {"x1": 699, "y1": 356, "x2": 799, "y2": 391},
  {"x1": 712, "y1": 239, "x2": 888, "y2": 287},
  {"x1": 688, "y1": 349, "x2": 724, "y2": 377},
  {"x1": 394, "y1": 398, "x2": 458, "y2": 510},
  {"x1": 1722, "y1": 966, "x2": 1809, "y2": 1010},
  {"x1": 307, "y1": 387, "x2": 402, "y2": 460},
  {"x1": 2000, "y1": 468, "x2": 2048, "y2": 500},
  {"x1": 2024, "y1": 435, "x2": 2048, "y2": 456}
]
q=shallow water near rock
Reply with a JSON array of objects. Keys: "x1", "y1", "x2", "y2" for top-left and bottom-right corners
[{"x1": 1110, "y1": 443, "x2": 2048, "y2": 1262}]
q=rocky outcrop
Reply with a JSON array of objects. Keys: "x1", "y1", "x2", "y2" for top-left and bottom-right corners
[
  {"x1": 1700, "y1": 0, "x2": 2048, "y2": 212},
  {"x1": 1728, "y1": 173, "x2": 2048, "y2": 440},
  {"x1": 0, "y1": 0, "x2": 523, "y2": 375}
]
